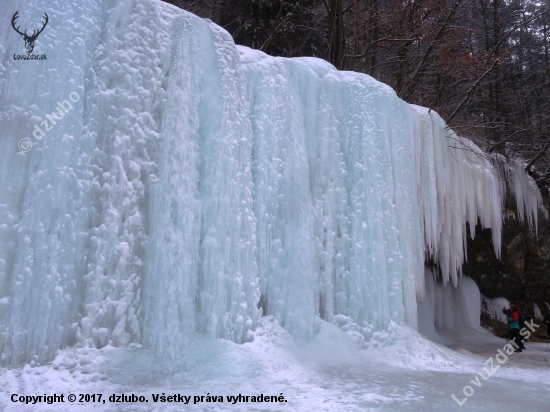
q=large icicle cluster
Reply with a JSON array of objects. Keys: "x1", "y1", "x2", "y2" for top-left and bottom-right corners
[
  {"x1": 490, "y1": 155, "x2": 547, "y2": 233},
  {"x1": 0, "y1": 0, "x2": 542, "y2": 366},
  {"x1": 413, "y1": 106, "x2": 503, "y2": 289}
]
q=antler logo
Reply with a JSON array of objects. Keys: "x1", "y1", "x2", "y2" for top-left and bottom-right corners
[{"x1": 12, "y1": 10, "x2": 49, "y2": 54}]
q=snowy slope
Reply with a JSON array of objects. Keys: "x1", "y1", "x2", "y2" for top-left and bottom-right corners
[{"x1": 0, "y1": 0, "x2": 543, "y2": 369}]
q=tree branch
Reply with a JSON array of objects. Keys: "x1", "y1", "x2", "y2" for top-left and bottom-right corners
[
  {"x1": 487, "y1": 129, "x2": 526, "y2": 152},
  {"x1": 492, "y1": 8, "x2": 550, "y2": 53},
  {"x1": 525, "y1": 139, "x2": 550, "y2": 171},
  {"x1": 344, "y1": 38, "x2": 418, "y2": 59},
  {"x1": 260, "y1": 3, "x2": 286, "y2": 52},
  {"x1": 398, "y1": 0, "x2": 463, "y2": 97},
  {"x1": 447, "y1": 58, "x2": 499, "y2": 124}
]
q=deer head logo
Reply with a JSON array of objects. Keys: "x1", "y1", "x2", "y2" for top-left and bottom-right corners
[{"x1": 11, "y1": 11, "x2": 49, "y2": 54}]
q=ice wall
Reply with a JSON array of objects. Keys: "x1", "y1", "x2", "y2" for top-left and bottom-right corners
[
  {"x1": 240, "y1": 49, "x2": 424, "y2": 341},
  {"x1": 0, "y1": 0, "x2": 542, "y2": 366},
  {"x1": 482, "y1": 296, "x2": 510, "y2": 323},
  {"x1": 418, "y1": 268, "x2": 497, "y2": 345}
]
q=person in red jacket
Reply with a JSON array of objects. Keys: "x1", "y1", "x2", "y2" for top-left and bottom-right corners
[
  {"x1": 506, "y1": 306, "x2": 525, "y2": 352},
  {"x1": 503, "y1": 302, "x2": 516, "y2": 342}
]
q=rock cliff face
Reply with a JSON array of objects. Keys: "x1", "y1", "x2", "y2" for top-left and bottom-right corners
[{"x1": 463, "y1": 199, "x2": 550, "y2": 318}]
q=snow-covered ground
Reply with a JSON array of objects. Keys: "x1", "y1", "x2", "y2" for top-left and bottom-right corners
[{"x1": 2, "y1": 318, "x2": 549, "y2": 411}]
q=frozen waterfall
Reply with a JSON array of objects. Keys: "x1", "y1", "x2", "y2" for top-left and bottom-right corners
[{"x1": 0, "y1": 0, "x2": 542, "y2": 367}]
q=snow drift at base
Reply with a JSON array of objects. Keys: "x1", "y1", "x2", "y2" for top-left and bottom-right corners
[{"x1": 0, "y1": 0, "x2": 543, "y2": 367}]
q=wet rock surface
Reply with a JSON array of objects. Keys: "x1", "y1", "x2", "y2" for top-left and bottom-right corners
[{"x1": 463, "y1": 198, "x2": 550, "y2": 320}]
